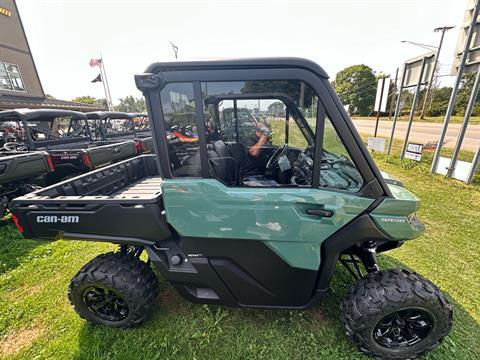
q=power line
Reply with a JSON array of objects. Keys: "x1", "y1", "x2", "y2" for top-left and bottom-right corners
[{"x1": 336, "y1": 80, "x2": 377, "y2": 97}]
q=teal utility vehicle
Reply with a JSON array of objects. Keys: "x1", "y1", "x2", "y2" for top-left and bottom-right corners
[{"x1": 10, "y1": 58, "x2": 452, "y2": 359}]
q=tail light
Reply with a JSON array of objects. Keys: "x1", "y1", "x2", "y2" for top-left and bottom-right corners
[
  {"x1": 46, "y1": 155, "x2": 55, "y2": 172},
  {"x1": 140, "y1": 141, "x2": 146, "y2": 152},
  {"x1": 11, "y1": 214, "x2": 24, "y2": 233},
  {"x1": 134, "y1": 141, "x2": 141, "y2": 154},
  {"x1": 82, "y1": 153, "x2": 93, "y2": 170}
]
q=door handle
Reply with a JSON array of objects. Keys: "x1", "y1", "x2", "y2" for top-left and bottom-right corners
[{"x1": 306, "y1": 209, "x2": 334, "y2": 218}]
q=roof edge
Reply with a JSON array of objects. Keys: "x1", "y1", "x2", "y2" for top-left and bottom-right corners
[{"x1": 143, "y1": 57, "x2": 329, "y2": 79}]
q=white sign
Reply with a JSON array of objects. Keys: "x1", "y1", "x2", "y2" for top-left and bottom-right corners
[
  {"x1": 435, "y1": 156, "x2": 473, "y2": 182},
  {"x1": 404, "y1": 143, "x2": 423, "y2": 161},
  {"x1": 374, "y1": 78, "x2": 391, "y2": 112},
  {"x1": 368, "y1": 137, "x2": 386, "y2": 152},
  {"x1": 403, "y1": 52, "x2": 437, "y2": 88}
]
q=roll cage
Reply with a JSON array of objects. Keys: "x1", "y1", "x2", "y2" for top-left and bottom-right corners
[
  {"x1": 86, "y1": 111, "x2": 150, "y2": 141},
  {"x1": 0, "y1": 109, "x2": 91, "y2": 149}
]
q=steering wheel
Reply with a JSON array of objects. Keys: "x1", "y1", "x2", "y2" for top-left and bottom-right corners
[
  {"x1": 266, "y1": 144, "x2": 289, "y2": 170},
  {"x1": 3, "y1": 142, "x2": 27, "y2": 152}
]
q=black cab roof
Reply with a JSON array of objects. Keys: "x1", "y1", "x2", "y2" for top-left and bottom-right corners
[
  {"x1": 86, "y1": 111, "x2": 132, "y2": 120},
  {"x1": 0, "y1": 108, "x2": 87, "y2": 121},
  {"x1": 142, "y1": 57, "x2": 329, "y2": 79}
]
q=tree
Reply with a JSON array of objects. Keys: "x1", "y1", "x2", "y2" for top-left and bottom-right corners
[
  {"x1": 453, "y1": 73, "x2": 480, "y2": 116},
  {"x1": 333, "y1": 65, "x2": 376, "y2": 116},
  {"x1": 268, "y1": 101, "x2": 286, "y2": 116},
  {"x1": 425, "y1": 87, "x2": 452, "y2": 117},
  {"x1": 241, "y1": 80, "x2": 316, "y2": 112},
  {"x1": 72, "y1": 96, "x2": 108, "y2": 109},
  {"x1": 114, "y1": 96, "x2": 146, "y2": 113}
]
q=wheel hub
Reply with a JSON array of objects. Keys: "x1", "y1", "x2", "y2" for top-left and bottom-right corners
[
  {"x1": 83, "y1": 286, "x2": 129, "y2": 322},
  {"x1": 373, "y1": 308, "x2": 433, "y2": 348}
]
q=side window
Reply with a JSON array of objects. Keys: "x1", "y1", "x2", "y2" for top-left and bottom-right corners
[
  {"x1": 320, "y1": 116, "x2": 364, "y2": 192},
  {"x1": 202, "y1": 80, "x2": 317, "y2": 187},
  {"x1": 160, "y1": 83, "x2": 201, "y2": 177}
]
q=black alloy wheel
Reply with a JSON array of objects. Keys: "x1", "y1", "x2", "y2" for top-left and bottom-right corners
[
  {"x1": 373, "y1": 308, "x2": 433, "y2": 348},
  {"x1": 83, "y1": 286, "x2": 129, "y2": 322}
]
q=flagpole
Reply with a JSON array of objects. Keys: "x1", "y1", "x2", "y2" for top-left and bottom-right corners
[
  {"x1": 100, "y1": 54, "x2": 114, "y2": 110},
  {"x1": 98, "y1": 66, "x2": 111, "y2": 111}
]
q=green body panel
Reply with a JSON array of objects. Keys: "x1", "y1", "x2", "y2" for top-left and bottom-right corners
[
  {"x1": 371, "y1": 183, "x2": 425, "y2": 240},
  {"x1": 87, "y1": 140, "x2": 137, "y2": 168},
  {"x1": 161, "y1": 178, "x2": 374, "y2": 270}
]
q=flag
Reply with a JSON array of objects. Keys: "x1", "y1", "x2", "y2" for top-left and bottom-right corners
[
  {"x1": 91, "y1": 73, "x2": 102, "y2": 83},
  {"x1": 89, "y1": 58, "x2": 102, "y2": 67}
]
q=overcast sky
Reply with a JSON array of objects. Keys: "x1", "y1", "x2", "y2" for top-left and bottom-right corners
[{"x1": 16, "y1": 0, "x2": 465, "y2": 104}]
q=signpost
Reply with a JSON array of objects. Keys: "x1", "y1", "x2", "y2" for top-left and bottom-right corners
[
  {"x1": 388, "y1": 52, "x2": 436, "y2": 157},
  {"x1": 431, "y1": 0, "x2": 480, "y2": 178},
  {"x1": 432, "y1": 0, "x2": 480, "y2": 184}
]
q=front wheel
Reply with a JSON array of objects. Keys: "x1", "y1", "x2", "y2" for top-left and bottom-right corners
[
  {"x1": 340, "y1": 269, "x2": 452, "y2": 359},
  {"x1": 68, "y1": 251, "x2": 159, "y2": 328}
]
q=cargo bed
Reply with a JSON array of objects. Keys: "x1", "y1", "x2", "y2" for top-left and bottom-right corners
[
  {"x1": 0, "y1": 151, "x2": 52, "y2": 185},
  {"x1": 11, "y1": 155, "x2": 171, "y2": 243}
]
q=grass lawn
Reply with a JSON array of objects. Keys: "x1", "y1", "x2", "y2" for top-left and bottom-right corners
[
  {"x1": 0, "y1": 145, "x2": 479, "y2": 359},
  {"x1": 352, "y1": 115, "x2": 480, "y2": 125}
]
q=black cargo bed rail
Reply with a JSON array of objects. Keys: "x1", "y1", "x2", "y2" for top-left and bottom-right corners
[{"x1": 11, "y1": 155, "x2": 161, "y2": 205}]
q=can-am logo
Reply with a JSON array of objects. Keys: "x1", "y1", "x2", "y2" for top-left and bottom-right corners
[{"x1": 36, "y1": 215, "x2": 79, "y2": 223}]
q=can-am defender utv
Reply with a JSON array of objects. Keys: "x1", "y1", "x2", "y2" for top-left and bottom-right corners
[
  {"x1": 10, "y1": 58, "x2": 452, "y2": 359},
  {"x1": 0, "y1": 109, "x2": 138, "y2": 184},
  {"x1": 86, "y1": 111, "x2": 154, "y2": 153}
]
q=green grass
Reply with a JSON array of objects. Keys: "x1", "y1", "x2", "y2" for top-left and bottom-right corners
[
  {"x1": 352, "y1": 115, "x2": 480, "y2": 125},
  {"x1": 0, "y1": 149, "x2": 479, "y2": 359}
]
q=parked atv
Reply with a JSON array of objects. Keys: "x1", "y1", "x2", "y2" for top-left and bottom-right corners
[
  {"x1": 86, "y1": 111, "x2": 153, "y2": 153},
  {"x1": 0, "y1": 150, "x2": 53, "y2": 217},
  {"x1": 0, "y1": 109, "x2": 139, "y2": 184},
  {"x1": 11, "y1": 58, "x2": 452, "y2": 359}
]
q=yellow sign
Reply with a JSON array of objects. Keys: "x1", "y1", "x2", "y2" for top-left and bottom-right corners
[{"x1": 0, "y1": 7, "x2": 12, "y2": 17}]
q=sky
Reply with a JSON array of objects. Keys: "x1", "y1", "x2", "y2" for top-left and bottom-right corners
[{"x1": 15, "y1": 0, "x2": 466, "y2": 105}]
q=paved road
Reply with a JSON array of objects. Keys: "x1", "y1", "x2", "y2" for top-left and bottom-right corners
[{"x1": 352, "y1": 119, "x2": 480, "y2": 152}]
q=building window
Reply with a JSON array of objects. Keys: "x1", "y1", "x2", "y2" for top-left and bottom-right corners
[{"x1": 0, "y1": 61, "x2": 26, "y2": 92}]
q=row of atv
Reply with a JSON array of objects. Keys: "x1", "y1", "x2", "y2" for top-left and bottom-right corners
[{"x1": 0, "y1": 109, "x2": 153, "y2": 217}]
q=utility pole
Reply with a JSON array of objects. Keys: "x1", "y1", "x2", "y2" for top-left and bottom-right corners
[
  {"x1": 419, "y1": 26, "x2": 455, "y2": 119},
  {"x1": 299, "y1": 82, "x2": 305, "y2": 108},
  {"x1": 388, "y1": 67, "x2": 399, "y2": 120},
  {"x1": 374, "y1": 74, "x2": 387, "y2": 137}
]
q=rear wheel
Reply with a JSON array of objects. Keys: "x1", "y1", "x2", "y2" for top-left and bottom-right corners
[
  {"x1": 340, "y1": 269, "x2": 452, "y2": 359},
  {"x1": 68, "y1": 251, "x2": 159, "y2": 328}
]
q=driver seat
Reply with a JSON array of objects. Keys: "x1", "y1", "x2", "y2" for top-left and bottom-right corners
[{"x1": 211, "y1": 140, "x2": 238, "y2": 185}]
